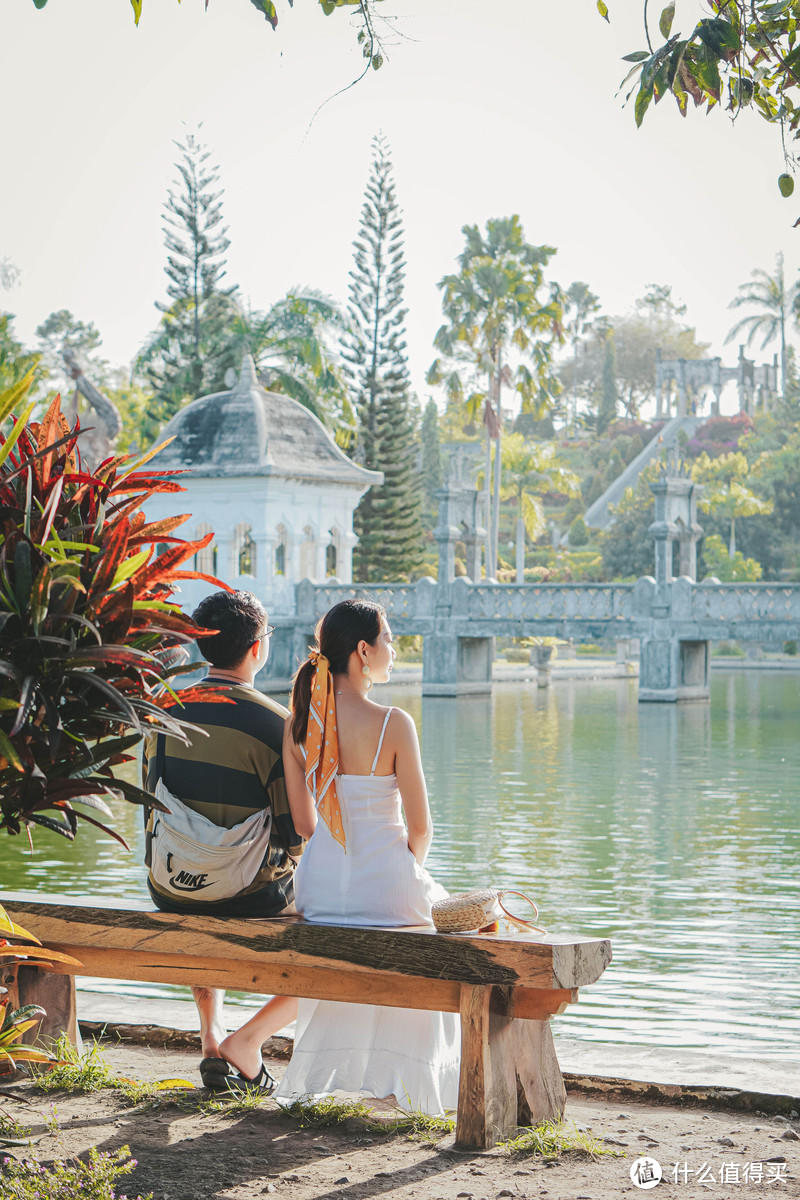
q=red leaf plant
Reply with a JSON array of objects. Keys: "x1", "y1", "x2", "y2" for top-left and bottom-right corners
[{"x1": 0, "y1": 369, "x2": 233, "y2": 847}]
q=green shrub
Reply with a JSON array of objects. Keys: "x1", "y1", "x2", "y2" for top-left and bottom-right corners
[
  {"x1": 502, "y1": 647, "x2": 530, "y2": 663},
  {"x1": 568, "y1": 516, "x2": 589, "y2": 546},
  {"x1": 784, "y1": 640, "x2": 798, "y2": 656},
  {"x1": 702, "y1": 534, "x2": 763, "y2": 582},
  {"x1": 393, "y1": 635, "x2": 422, "y2": 663},
  {"x1": 714, "y1": 641, "x2": 745, "y2": 657}
]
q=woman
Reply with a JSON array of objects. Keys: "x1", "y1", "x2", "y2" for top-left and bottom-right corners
[{"x1": 218, "y1": 599, "x2": 459, "y2": 1113}]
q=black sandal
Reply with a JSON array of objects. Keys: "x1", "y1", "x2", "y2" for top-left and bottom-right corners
[
  {"x1": 199, "y1": 1057, "x2": 232, "y2": 1091},
  {"x1": 224, "y1": 1060, "x2": 277, "y2": 1097}
]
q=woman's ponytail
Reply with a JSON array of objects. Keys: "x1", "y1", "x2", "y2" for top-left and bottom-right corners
[{"x1": 290, "y1": 657, "x2": 315, "y2": 745}]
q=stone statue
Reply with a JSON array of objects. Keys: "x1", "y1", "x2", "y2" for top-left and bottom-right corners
[{"x1": 63, "y1": 348, "x2": 122, "y2": 467}]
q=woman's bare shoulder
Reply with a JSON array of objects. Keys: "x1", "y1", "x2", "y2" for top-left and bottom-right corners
[{"x1": 384, "y1": 706, "x2": 417, "y2": 740}]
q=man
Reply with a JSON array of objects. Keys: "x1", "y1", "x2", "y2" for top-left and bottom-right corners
[{"x1": 143, "y1": 589, "x2": 301, "y2": 1092}]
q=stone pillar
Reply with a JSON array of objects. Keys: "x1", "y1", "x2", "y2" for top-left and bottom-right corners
[
  {"x1": 531, "y1": 643, "x2": 553, "y2": 688},
  {"x1": 433, "y1": 482, "x2": 460, "y2": 584},
  {"x1": 648, "y1": 480, "x2": 676, "y2": 588},
  {"x1": 639, "y1": 636, "x2": 709, "y2": 703},
  {"x1": 676, "y1": 359, "x2": 688, "y2": 418},
  {"x1": 422, "y1": 577, "x2": 492, "y2": 695}
]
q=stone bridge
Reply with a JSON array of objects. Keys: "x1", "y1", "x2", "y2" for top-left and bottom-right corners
[
  {"x1": 265, "y1": 468, "x2": 800, "y2": 703},
  {"x1": 266, "y1": 575, "x2": 800, "y2": 702}
]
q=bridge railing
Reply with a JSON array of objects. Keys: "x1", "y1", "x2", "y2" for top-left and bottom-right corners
[
  {"x1": 295, "y1": 578, "x2": 437, "y2": 627},
  {"x1": 674, "y1": 579, "x2": 800, "y2": 629},
  {"x1": 450, "y1": 579, "x2": 636, "y2": 622},
  {"x1": 297, "y1": 576, "x2": 800, "y2": 640}
]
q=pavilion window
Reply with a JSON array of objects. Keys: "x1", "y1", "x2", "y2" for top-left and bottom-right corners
[
  {"x1": 235, "y1": 523, "x2": 256, "y2": 577},
  {"x1": 194, "y1": 522, "x2": 215, "y2": 574},
  {"x1": 275, "y1": 526, "x2": 288, "y2": 577}
]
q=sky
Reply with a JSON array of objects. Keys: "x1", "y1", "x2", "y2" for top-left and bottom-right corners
[{"x1": 1, "y1": 0, "x2": 797, "y2": 415}]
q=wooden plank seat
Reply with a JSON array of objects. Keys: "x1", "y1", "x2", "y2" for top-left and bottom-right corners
[{"x1": 0, "y1": 891, "x2": 611, "y2": 1149}]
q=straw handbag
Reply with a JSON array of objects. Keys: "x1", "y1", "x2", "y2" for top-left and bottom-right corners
[{"x1": 431, "y1": 888, "x2": 544, "y2": 935}]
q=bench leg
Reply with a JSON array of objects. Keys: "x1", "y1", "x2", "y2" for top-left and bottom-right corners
[
  {"x1": 16, "y1": 966, "x2": 81, "y2": 1051},
  {"x1": 455, "y1": 984, "x2": 566, "y2": 1150}
]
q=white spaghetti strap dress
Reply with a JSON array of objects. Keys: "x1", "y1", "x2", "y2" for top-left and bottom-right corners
[{"x1": 274, "y1": 710, "x2": 460, "y2": 1115}]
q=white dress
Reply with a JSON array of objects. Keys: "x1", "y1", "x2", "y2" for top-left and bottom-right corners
[{"x1": 274, "y1": 710, "x2": 461, "y2": 1115}]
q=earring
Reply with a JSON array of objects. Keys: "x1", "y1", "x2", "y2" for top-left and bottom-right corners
[{"x1": 362, "y1": 662, "x2": 372, "y2": 691}]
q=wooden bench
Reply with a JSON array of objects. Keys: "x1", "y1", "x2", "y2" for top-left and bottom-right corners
[{"x1": 1, "y1": 891, "x2": 611, "y2": 1149}]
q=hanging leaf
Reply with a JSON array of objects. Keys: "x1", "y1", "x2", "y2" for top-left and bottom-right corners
[
  {"x1": 130, "y1": 0, "x2": 143, "y2": 24},
  {"x1": 250, "y1": 0, "x2": 278, "y2": 27},
  {"x1": 597, "y1": 0, "x2": 610, "y2": 21},
  {"x1": 779, "y1": 172, "x2": 795, "y2": 196},
  {"x1": 659, "y1": 3, "x2": 675, "y2": 39}
]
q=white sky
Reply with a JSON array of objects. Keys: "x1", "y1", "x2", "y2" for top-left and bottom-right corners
[{"x1": 1, "y1": 1, "x2": 795, "y2": 413}]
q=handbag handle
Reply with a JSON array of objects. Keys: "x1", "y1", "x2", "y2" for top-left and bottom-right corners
[{"x1": 496, "y1": 889, "x2": 545, "y2": 935}]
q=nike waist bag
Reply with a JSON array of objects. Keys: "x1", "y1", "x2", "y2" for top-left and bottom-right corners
[{"x1": 149, "y1": 776, "x2": 272, "y2": 902}]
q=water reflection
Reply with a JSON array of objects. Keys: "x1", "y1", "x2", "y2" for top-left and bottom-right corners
[{"x1": 1, "y1": 671, "x2": 798, "y2": 1060}]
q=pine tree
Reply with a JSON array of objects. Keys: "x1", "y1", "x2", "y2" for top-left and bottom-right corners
[
  {"x1": 342, "y1": 134, "x2": 423, "y2": 581},
  {"x1": 597, "y1": 331, "x2": 618, "y2": 433},
  {"x1": 138, "y1": 131, "x2": 238, "y2": 433},
  {"x1": 420, "y1": 398, "x2": 442, "y2": 526}
]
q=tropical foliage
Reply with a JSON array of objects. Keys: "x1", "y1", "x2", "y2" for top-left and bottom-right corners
[
  {"x1": 0, "y1": 372, "x2": 232, "y2": 843},
  {"x1": 608, "y1": 2, "x2": 800, "y2": 201},
  {"x1": 692, "y1": 450, "x2": 773, "y2": 557},
  {"x1": 497, "y1": 434, "x2": 581, "y2": 582},
  {"x1": 702, "y1": 533, "x2": 763, "y2": 581},
  {"x1": 429, "y1": 215, "x2": 563, "y2": 576},
  {"x1": 31, "y1": 0, "x2": 387, "y2": 73},
  {"x1": 0, "y1": 903, "x2": 79, "y2": 1075},
  {"x1": 726, "y1": 254, "x2": 797, "y2": 397},
  {"x1": 235, "y1": 291, "x2": 354, "y2": 434}
]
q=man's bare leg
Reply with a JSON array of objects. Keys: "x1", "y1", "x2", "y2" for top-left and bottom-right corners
[
  {"x1": 218, "y1": 995, "x2": 298, "y2": 1080},
  {"x1": 193, "y1": 986, "x2": 227, "y2": 1059}
]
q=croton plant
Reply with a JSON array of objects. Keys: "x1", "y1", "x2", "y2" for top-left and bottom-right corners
[{"x1": 0, "y1": 369, "x2": 231, "y2": 847}]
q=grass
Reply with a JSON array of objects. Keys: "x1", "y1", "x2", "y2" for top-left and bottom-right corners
[
  {"x1": 199, "y1": 1084, "x2": 275, "y2": 1116},
  {"x1": 29, "y1": 1036, "x2": 194, "y2": 1108},
  {"x1": 0, "y1": 1106, "x2": 32, "y2": 1147},
  {"x1": 276, "y1": 1095, "x2": 455, "y2": 1143},
  {"x1": 31, "y1": 1037, "x2": 115, "y2": 1094},
  {"x1": 499, "y1": 1119, "x2": 620, "y2": 1159}
]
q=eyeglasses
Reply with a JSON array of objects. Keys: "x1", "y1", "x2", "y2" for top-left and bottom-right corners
[{"x1": 254, "y1": 625, "x2": 275, "y2": 644}]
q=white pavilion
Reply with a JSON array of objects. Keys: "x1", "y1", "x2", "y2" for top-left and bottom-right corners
[{"x1": 146, "y1": 355, "x2": 381, "y2": 616}]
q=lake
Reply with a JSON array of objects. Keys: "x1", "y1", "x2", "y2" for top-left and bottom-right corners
[{"x1": 2, "y1": 670, "x2": 798, "y2": 1062}]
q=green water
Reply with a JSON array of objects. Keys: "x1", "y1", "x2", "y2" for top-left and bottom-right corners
[{"x1": 2, "y1": 670, "x2": 798, "y2": 1060}]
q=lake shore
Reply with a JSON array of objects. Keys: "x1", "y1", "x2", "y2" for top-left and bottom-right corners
[{"x1": 4, "y1": 1040, "x2": 797, "y2": 1200}]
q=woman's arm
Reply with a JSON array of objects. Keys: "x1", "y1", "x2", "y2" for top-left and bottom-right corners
[
  {"x1": 392, "y1": 709, "x2": 433, "y2": 864},
  {"x1": 282, "y1": 718, "x2": 317, "y2": 842}
]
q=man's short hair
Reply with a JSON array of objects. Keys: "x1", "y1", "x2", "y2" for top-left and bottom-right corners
[{"x1": 192, "y1": 591, "x2": 268, "y2": 669}]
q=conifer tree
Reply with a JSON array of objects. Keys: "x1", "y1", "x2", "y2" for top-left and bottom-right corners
[
  {"x1": 597, "y1": 331, "x2": 618, "y2": 433},
  {"x1": 342, "y1": 134, "x2": 423, "y2": 581},
  {"x1": 138, "y1": 131, "x2": 238, "y2": 433},
  {"x1": 420, "y1": 398, "x2": 442, "y2": 526}
]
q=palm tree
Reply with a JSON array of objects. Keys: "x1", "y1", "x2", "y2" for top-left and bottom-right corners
[
  {"x1": 692, "y1": 451, "x2": 773, "y2": 557},
  {"x1": 500, "y1": 433, "x2": 581, "y2": 582},
  {"x1": 726, "y1": 252, "x2": 796, "y2": 398},
  {"x1": 233, "y1": 290, "x2": 354, "y2": 439},
  {"x1": 428, "y1": 216, "x2": 563, "y2": 576},
  {"x1": 563, "y1": 281, "x2": 600, "y2": 433}
]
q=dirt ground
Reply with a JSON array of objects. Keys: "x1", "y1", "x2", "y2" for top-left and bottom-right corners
[{"x1": 1, "y1": 1043, "x2": 798, "y2": 1200}]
